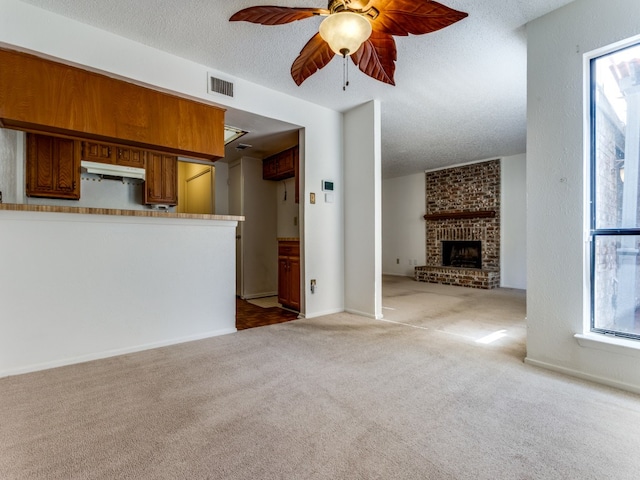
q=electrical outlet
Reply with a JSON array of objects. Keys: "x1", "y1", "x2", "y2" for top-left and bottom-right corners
[
  {"x1": 310, "y1": 192, "x2": 316, "y2": 204},
  {"x1": 310, "y1": 279, "x2": 317, "y2": 294},
  {"x1": 396, "y1": 258, "x2": 399, "y2": 264}
]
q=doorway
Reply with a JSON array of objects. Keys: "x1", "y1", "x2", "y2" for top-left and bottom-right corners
[{"x1": 177, "y1": 161, "x2": 215, "y2": 215}]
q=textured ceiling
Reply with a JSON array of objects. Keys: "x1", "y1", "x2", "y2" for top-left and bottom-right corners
[{"x1": 18, "y1": 0, "x2": 575, "y2": 177}]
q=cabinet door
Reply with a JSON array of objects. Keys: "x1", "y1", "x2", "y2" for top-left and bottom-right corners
[
  {"x1": 82, "y1": 141, "x2": 114, "y2": 163},
  {"x1": 116, "y1": 146, "x2": 146, "y2": 168},
  {"x1": 263, "y1": 156, "x2": 278, "y2": 180},
  {"x1": 277, "y1": 149, "x2": 295, "y2": 177},
  {"x1": 277, "y1": 240, "x2": 300, "y2": 311},
  {"x1": 145, "y1": 152, "x2": 177, "y2": 205},
  {"x1": 26, "y1": 134, "x2": 80, "y2": 199},
  {"x1": 288, "y1": 255, "x2": 301, "y2": 310},
  {"x1": 278, "y1": 256, "x2": 290, "y2": 306}
]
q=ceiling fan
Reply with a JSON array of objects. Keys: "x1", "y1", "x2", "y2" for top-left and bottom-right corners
[{"x1": 230, "y1": 0, "x2": 468, "y2": 87}]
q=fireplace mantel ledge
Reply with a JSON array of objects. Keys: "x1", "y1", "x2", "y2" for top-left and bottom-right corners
[{"x1": 423, "y1": 210, "x2": 496, "y2": 221}]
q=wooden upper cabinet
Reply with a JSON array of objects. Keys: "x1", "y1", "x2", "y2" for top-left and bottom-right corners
[
  {"x1": 277, "y1": 148, "x2": 295, "y2": 178},
  {"x1": 263, "y1": 146, "x2": 298, "y2": 181},
  {"x1": 144, "y1": 153, "x2": 177, "y2": 205},
  {"x1": 116, "y1": 146, "x2": 145, "y2": 168},
  {"x1": 83, "y1": 141, "x2": 113, "y2": 163},
  {"x1": 0, "y1": 48, "x2": 225, "y2": 160},
  {"x1": 263, "y1": 157, "x2": 278, "y2": 179},
  {"x1": 263, "y1": 145, "x2": 299, "y2": 203},
  {"x1": 26, "y1": 134, "x2": 80, "y2": 200},
  {"x1": 81, "y1": 141, "x2": 146, "y2": 168}
]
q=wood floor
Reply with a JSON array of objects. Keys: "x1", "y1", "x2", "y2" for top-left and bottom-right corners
[{"x1": 236, "y1": 297, "x2": 299, "y2": 330}]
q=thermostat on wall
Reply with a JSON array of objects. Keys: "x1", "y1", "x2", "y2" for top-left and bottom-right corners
[{"x1": 321, "y1": 180, "x2": 334, "y2": 191}]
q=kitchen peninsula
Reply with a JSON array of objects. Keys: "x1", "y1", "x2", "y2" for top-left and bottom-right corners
[
  {"x1": 0, "y1": 48, "x2": 242, "y2": 377},
  {"x1": 0, "y1": 203, "x2": 244, "y2": 377}
]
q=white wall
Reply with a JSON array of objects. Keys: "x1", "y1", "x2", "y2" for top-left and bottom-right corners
[
  {"x1": 240, "y1": 157, "x2": 278, "y2": 299},
  {"x1": 382, "y1": 173, "x2": 426, "y2": 276},
  {"x1": 501, "y1": 154, "x2": 526, "y2": 289},
  {"x1": 344, "y1": 101, "x2": 382, "y2": 319},
  {"x1": 0, "y1": 0, "x2": 345, "y2": 319},
  {"x1": 0, "y1": 211, "x2": 237, "y2": 376},
  {"x1": 527, "y1": 0, "x2": 640, "y2": 393},
  {"x1": 277, "y1": 177, "x2": 300, "y2": 239}
]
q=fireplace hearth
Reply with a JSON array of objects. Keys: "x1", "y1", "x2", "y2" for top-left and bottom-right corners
[{"x1": 442, "y1": 241, "x2": 482, "y2": 269}]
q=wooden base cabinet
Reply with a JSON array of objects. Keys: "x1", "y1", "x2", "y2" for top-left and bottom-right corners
[
  {"x1": 26, "y1": 133, "x2": 80, "y2": 200},
  {"x1": 278, "y1": 240, "x2": 300, "y2": 311}
]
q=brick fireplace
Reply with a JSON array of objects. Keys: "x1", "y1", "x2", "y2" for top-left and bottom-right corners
[{"x1": 415, "y1": 159, "x2": 500, "y2": 289}]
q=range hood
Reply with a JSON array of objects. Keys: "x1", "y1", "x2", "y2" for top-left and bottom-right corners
[{"x1": 81, "y1": 161, "x2": 146, "y2": 180}]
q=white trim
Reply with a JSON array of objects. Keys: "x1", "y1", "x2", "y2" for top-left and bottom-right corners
[
  {"x1": 0, "y1": 328, "x2": 237, "y2": 378},
  {"x1": 303, "y1": 307, "x2": 346, "y2": 319},
  {"x1": 524, "y1": 356, "x2": 640, "y2": 395},
  {"x1": 345, "y1": 308, "x2": 384, "y2": 319},
  {"x1": 242, "y1": 291, "x2": 278, "y2": 300},
  {"x1": 581, "y1": 36, "x2": 640, "y2": 340},
  {"x1": 583, "y1": 32, "x2": 640, "y2": 62},
  {"x1": 574, "y1": 332, "x2": 640, "y2": 358}
]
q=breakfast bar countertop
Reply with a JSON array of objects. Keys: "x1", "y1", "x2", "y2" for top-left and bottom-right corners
[{"x1": 0, "y1": 204, "x2": 245, "y2": 222}]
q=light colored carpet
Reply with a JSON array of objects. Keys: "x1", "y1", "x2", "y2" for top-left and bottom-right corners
[
  {"x1": 1, "y1": 276, "x2": 639, "y2": 479},
  {"x1": 247, "y1": 296, "x2": 281, "y2": 308}
]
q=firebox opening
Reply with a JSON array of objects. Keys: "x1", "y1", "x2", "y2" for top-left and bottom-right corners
[{"x1": 442, "y1": 241, "x2": 482, "y2": 269}]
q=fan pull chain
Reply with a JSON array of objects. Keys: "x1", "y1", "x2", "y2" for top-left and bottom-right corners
[{"x1": 342, "y1": 53, "x2": 350, "y2": 91}]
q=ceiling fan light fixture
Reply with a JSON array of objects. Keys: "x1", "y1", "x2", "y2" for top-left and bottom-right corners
[{"x1": 319, "y1": 11, "x2": 372, "y2": 57}]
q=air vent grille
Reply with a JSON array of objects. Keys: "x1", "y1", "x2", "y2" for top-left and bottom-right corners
[{"x1": 208, "y1": 75, "x2": 234, "y2": 97}]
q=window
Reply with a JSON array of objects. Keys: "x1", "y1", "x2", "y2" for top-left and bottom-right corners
[{"x1": 590, "y1": 40, "x2": 640, "y2": 340}]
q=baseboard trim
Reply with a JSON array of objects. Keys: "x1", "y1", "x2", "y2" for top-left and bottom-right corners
[
  {"x1": 524, "y1": 356, "x2": 640, "y2": 395},
  {"x1": 345, "y1": 308, "x2": 384, "y2": 320},
  {"x1": 242, "y1": 292, "x2": 278, "y2": 300},
  {"x1": 0, "y1": 327, "x2": 237, "y2": 379},
  {"x1": 304, "y1": 308, "x2": 344, "y2": 319}
]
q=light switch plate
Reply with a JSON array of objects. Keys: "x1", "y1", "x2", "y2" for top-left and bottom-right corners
[{"x1": 310, "y1": 192, "x2": 316, "y2": 204}]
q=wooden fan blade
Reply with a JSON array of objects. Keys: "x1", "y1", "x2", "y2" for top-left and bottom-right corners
[
  {"x1": 366, "y1": 0, "x2": 468, "y2": 36},
  {"x1": 230, "y1": 6, "x2": 328, "y2": 25},
  {"x1": 291, "y1": 33, "x2": 335, "y2": 86},
  {"x1": 351, "y1": 31, "x2": 396, "y2": 85}
]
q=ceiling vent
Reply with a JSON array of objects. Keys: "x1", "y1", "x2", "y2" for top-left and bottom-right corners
[
  {"x1": 207, "y1": 73, "x2": 234, "y2": 97},
  {"x1": 236, "y1": 143, "x2": 252, "y2": 150}
]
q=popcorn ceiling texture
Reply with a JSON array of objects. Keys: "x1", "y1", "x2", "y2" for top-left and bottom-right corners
[
  {"x1": 16, "y1": 0, "x2": 575, "y2": 177},
  {"x1": 416, "y1": 159, "x2": 501, "y2": 289}
]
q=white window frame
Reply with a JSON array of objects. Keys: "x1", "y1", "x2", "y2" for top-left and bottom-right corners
[{"x1": 577, "y1": 34, "x2": 640, "y2": 356}]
